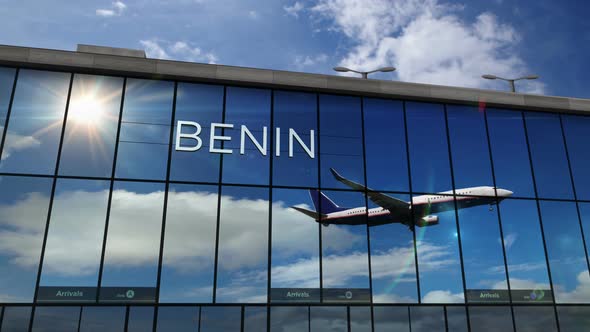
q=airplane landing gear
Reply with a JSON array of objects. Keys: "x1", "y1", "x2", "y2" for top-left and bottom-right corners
[{"x1": 322, "y1": 223, "x2": 329, "y2": 227}]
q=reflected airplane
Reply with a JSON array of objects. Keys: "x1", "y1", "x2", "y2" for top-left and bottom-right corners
[{"x1": 292, "y1": 168, "x2": 513, "y2": 230}]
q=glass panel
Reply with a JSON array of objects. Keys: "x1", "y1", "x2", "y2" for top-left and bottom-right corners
[
  {"x1": 562, "y1": 114, "x2": 590, "y2": 201},
  {"x1": 499, "y1": 199, "x2": 552, "y2": 303},
  {"x1": 39, "y1": 179, "x2": 110, "y2": 302},
  {"x1": 271, "y1": 188, "x2": 319, "y2": 303},
  {"x1": 310, "y1": 306, "x2": 347, "y2": 332},
  {"x1": 0, "y1": 67, "x2": 16, "y2": 142},
  {"x1": 31, "y1": 306, "x2": 79, "y2": 332},
  {"x1": 127, "y1": 306, "x2": 154, "y2": 332},
  {"x1": 369, "y1": 193, "x2": 418, "y2": 303},
  {"x1": 446, "y1": 307, "x2": 468, "y2": 332},
  {"x1": 159, "y1": 184, "x2": 217, "y2": 303},
  {"x1": 244, "y1": 307, "x2": 267, "y2": 332},
  {"x1": 513, "y1": 306, "x2": 557, "y2": 332},
  {"x1": 273, "y1": 91, "x2": 318, "y2": 187},
  {"x1": 410, "y1": 307, "x2": 445, "y2": 332},
  {"x1": 540, "y1": 201, "x2": 590, "y2": 303},
  {"x1": 270, "y1": 306, "x2": 308, "y2": 332},
  {"x1": 58, "y1": 74, "x2": 123, "y2": 177},
  {"x1": 216, "y1": 186, "x2": 268, "y2": 303},
  {"x1": 363, "y1": 98, "x2": 408, "y2": 192},
  {"x1": 468, "y1": 306, "x2": 513, "y2": 332},
  {"x1": 170, "y1": 83, "x2": 224, "y2": 183},
  {"x1": 115, "y1": 79, "x2": 174, "y2": 180},
  {"x1": 200, "y1": 306, "x2": 241, "y2": 332},
  {"x1": 222, "y1": 87, "x2": 271, "y2": 185},
  {"x1": 79, "y1": 306, "x2": 125, "y2": 332},
  {"x1": 578, "y1": 203, "x2": 590, "y2": 272},
  {"x1": 414, "y1": 195, "x2": 464, "y2": 303},
  {"x1": 319, "y1": 94, "x2": 364, "y2": 189},
  {"x1": 0, "y1": 70, "x2": 70, "y2": 174},
  {"x1": 1, "y1": 307, "x2": 32, "y2": 332},
  {"x1": 557, "y1": 306, "x2": 590, "y2": 332},
  {"x1": 156, "y1": 306, "x2": 199, "y2": 332},
  {"x1": 373, "y1": 306, "x2": 409, "y2": 332},
  {"x1": 0, "y1": 176, "x2": 52, "y2": 302},
  {"x1": 525, "y1": 111, "x2": 573, "y2": 199},
  {"x1": 321, "y1": 190, "x2": 370, "y2": 303},
  {"x1": 100, "y1": 181, "x2": 165, "y2": 303},
  {"x1": 349, "y1": 306, "x2": 371, "y2": 332},
  {"x1": 405, "y1": 102, "x2": 452, "y2": 193},
  {"x1": 486, "y1": 109, "x2": 535, "y2": 198}
]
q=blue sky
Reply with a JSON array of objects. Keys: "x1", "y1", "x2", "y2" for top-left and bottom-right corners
[{"x1": 1, "y1": 0, "x2": 589, "y2": 98}]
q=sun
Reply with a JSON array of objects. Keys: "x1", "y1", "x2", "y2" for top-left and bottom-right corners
[{"x1": 68, "y1": 95, "x2": 106, "y2": 125}]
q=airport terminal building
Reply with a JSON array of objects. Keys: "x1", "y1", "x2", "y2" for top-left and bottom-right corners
[{"x1": 0, "y1": 44, "x2": 590, "y2": 331}]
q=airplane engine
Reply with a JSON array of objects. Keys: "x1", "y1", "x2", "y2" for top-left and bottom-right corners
[{"x1": 417, "y1": 215, "x2": 439, "y2": 227}]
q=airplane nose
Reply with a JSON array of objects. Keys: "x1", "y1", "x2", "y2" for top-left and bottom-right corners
[{"x1": 499, "y1": 189, "x2": 513, "y2": 197}]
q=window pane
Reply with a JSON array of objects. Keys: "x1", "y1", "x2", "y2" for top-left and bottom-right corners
[
  {"x1": 406, "y1": 102, "x2": 452, "y2": 193},
  {"x1": 273, "y1": 91, "x2": 318, "y2": 187},
  {"x1": 310, "y1": 306, "x2": 347, "y2": 332},
  {"x1": 363, "y1": 98, "x2": 408, "y2": 192},
  {"x1": 369, "y1": 193, "x2": 418, "y2": 303},
  {"x1": 159, "y1": 184, "x2": 217, "y2": 303},
  {"x1": 156, "y1": 306, "x2": 199, "y2": 332},
  {"x1": 350, "y1": 306, "x2": 371, "y2": 332},
  {"x1": 244, "y1": 307, "x2": 267, "y2": 332},
  {"x1": 222, "y1": 87, "x2": 271, "y2": 185},
  {"x1": 271, "y1": 188, "x2": 319, "y2": 303},
  {"x1": 319, "y1": 95, "x2": 364, "y2": 189},
  {"x1": 32, "y1": 306, "x2": 79, "y2": 332},
  {"x1": 321, "y1": 190, "x2": 370, "y2": 303},
  {"x1": 200, "y1": 306, "x2": 241, "y2": 332},
  {"x1": 525, "y1": 112, "x2": 573, "y2": 199},
  {"x1": 39, "y1": 179, "x2": 110, "y2": 302},
  {"x1": 446, "y1": 307, "x2": 468, "y2": 332},
  {"x1": 1, "y1": 306, "x2": 32, "y2": 332},
  {"x1": 0, "y1": 176, "x2": 52, "y2": 302},
  {"x1": 373, "y1": 306, "x2": 409, "y2": 332},
  {"x1": 540, "y1": 201, "x2": 590, "y2": 303},
  {"x1": 410, "y1": 307, "x2": 445, "y2": 332},
  {"x1": 562, "y1": 114, "x2": 590, "y2": 200},
  {"x1": 468, "y1": 306, "x2": 513, "y2": 332},
  {"x1": 557, "y1": 306, "x2": 590, "y2": 332},
  {"x1": 100, "y1": 181, "x2": 164, "y2": 303},
  {"x1": 486, "y1": 109, "x2": 535, "y2": 198},
  {"x1": 127, "y1": 306, "x2": 154, "y2": 332},
  {"x1": 58, "y1": 74, "x2": 123, "y2": 177},
  {"x1": 115, "y1": 79, "x2": 173, "y2": 180},
  {"x1": 513, "y1": 306, "x2": 557, "y2": 332},
  {"x1": 578, "y1": 203, "x2": 590, "y2": 272},
  {"x1": 0, "y1": 67, "x2": 16, "y2": 141},
  {"x1": 0, "y1": 70, "x2": 69, "y2": 174},
  {"x1": 499, "y1": 199, "x2": 552, "y2": 303},
  {"x1": 171, "y1": 83, "x2": 223, "y2": 183},
  {"x1": 270, "y1": 306, "x2": 308, "y2": 331},
  {"x1": 216, "y1": 186, "x2": 268, "y2": 303},
  {"x1": 79, "y1": 306, "x2": 125, "y2": 332}
]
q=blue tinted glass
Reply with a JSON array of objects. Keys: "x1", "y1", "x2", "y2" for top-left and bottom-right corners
[
  {"x1": 116, "y1": 79, "x2": 174, "y2": 180},
  {"x1": 405, "y1": 102, "x2": 452, "y2": 193},
  {"x1": 127, "y1": 306, "x2": 154, "y2": 332},
  {"x1": 468, "y1": 306, "x2": 514, "y2": 332},
  {"x1": 79, "y1": 306, "x2": 125, "y2": 332},
  {"x1": 562, "y1": 114, "x2": 590, "y2": 200},
  {"x1": 32, "y1": 306, "x2": 80, "y2": 332},
  {"x1": 200, "y1": 307, "x2": 241, "y2": 332},
  {"x1": 350, "y1": 307, "x2": 371, "y2": 332},
  {"x1": 270, "y1": 306, "x2": 308, "y2": 331},
  {"x1": 222, "y1": 87, "x2": 271, "y2": 185},
  {"x1": 364, "y1": 98, "x2": 408, "y2": 192},
  {"x1": 540, "y1": 201, "x2": 590, "y2": 303},
  {"x1": 0, "y1": 70, "x2": 70, "y2": 174},
  {"x1": 171, "y1": 83, "x2": 223, "y2": 183},
  {"x1": 525, "y1": 112, "x2": 573, "y2": 199},
  {"x1": 0, "y1": 67, "x2": 16, "y2": 141},
  {"x1": 513, "y1": 306, "x2": 557, "y2": 332},
  {"x1": 486, "y1": 109, "x2": 535, "y2": 198},
  {"x1": 244, "y1": 307, "x2": 267, "y2": 332},
  {"x1": 273, "y1": 91, "x2": 318, "y2": 187},
  {"x1": 156, "y1": 306, "x2": 198, "y2": 331},
  {"x1": 319, "y1": 94, "x2": 364, "y2": 189},
  {"x1": 557, "y1": 306, "x2": 590, "y2": 331},
  {"x1": 216, "y1": 186, "x2": 268, "y2": 303},
  {"x1": 310, "y1": 306, "x2": 347, "y2": 331},
  {"x1": 59, "y1": 74, "x2": 123, "y2": 177},
  {"x1": 578, "y1": 203, "x2": 590, "y2": 271},
  {"x1": 0, "y1": 176, "x2": 52, "y2": 302},
  {"x1": 446, "y1": 307, "x2": 468, "y2": 332},
  {"x1": 373, "y1": 306, "x2": 409, "y2": 332},
  {"x1": 410, "y1": 307, "x2": 445, "y2": 332},
  {"x1": 1, "y1": 306, "x2": 32, "y2": 331},
  {"x1": 159, "y1": 184, "x2": 217, "y2": 303}
]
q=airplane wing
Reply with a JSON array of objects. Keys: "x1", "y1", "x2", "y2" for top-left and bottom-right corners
[{"x1": 329, "y1": 168, "x2": 410, "y2": 212}]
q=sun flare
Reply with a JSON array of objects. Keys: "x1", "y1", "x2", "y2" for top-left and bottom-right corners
[{"x1": 68, "y1": 95, "x2": 106, "y2": 125}]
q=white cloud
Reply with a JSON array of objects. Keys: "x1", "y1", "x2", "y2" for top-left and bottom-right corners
[
  {"x1": 501, "y1": 233, "x2": 517, "y2": 250},
  {"x1": 140, "y1": 39, "x2": 218, "y2": 64},
  {"x1": 0, "y1": 129, "x2": 42, "y2": 161},
  {"x1": 96, "y1": 1, "x2": 127, "y2": 17},
  {"x1": 248, "y1": 10, "x2": 259, "y2": 19},
  {"x1": 284, "y1": 2, "x2": 305, "y2": 18},
  {"x1": 293, "y1": 53, "x2": 329, "y2": 70},
  {"x1": 422, "y1": 289, "x2": 464, "y2": 303},
  {"x1": 312, "y1": 0, "x2": 545, "y2": 94}
]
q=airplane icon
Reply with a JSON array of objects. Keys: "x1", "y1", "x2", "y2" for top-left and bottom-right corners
[{"x1": 291, "y1": 168, "x2": 513, "y2": 231}]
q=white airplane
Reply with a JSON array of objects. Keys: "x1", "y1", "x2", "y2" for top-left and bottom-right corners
[{"x1": 292, "y1": 168, "x2": 513, "y2": 231}]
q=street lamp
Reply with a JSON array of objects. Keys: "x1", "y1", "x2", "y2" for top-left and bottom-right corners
[
  {"x1": 333, "y1": 66, "x2": 396, "y2": 79},
  {"x1": 482, "y1": 74, "x2": 539, "y2": 93}
]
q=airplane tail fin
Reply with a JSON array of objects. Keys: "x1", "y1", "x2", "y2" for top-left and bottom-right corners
[
  {"x1": 291, "y1": 206, "x2": 324, "y2": 220},
  {"x1": 309, "y1": 189, "x2": 349, "y2": 214}
]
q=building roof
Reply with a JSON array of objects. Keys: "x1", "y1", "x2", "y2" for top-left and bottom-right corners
[{"x1": 0, "y1": 44, "x2": 588, "y2": 114}]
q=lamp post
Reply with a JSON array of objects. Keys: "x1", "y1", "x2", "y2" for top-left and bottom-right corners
[
  {"x1": 333, "y1": 66, "x2": 396, "y2": 79},
  {"x1": 482, "y1": 74, "x2": 539, "y2": 93}
]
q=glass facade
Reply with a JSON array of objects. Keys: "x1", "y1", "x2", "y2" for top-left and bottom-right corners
[{"x1": 0, "y1": 66, "x2": 589, "y2": 331}]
